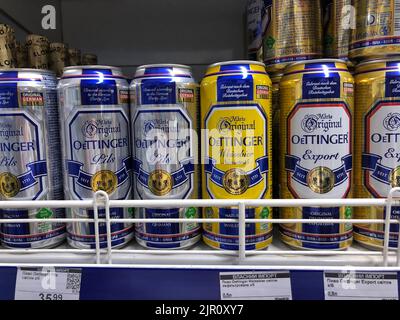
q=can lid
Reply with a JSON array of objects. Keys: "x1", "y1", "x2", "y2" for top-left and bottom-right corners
[
  {"x1": 356, "y1": 56, "x2": 400, "y2": 68},
  {"x1": 63, "y1": 65, "x2": 120, "y2": 71},
  {"x1": 285, "y1": 58, "x2": 348, "y2": 69},
  {"x1": 208, "y1": 60, "x2": 266, "y2": 68},
  {"x1": 137, "y1": 63, "x2": 191, "y2": 70},
  {"x1": 0, "y1": 68, "x2": 55, "y2": 75}
]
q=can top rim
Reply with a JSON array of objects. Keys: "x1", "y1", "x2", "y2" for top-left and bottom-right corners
[
  {"x1": 356, "y1": 57, "x2": 400, "y2": 68},
  {"x1": 208, "y1": 60, "x2": 266, "y2": 68},
  {"x1": 0, "y1": 68, "x2": 56, "y2": 74},
  {"x1": 284, "y1": 58, "x2": 349, "y2": 70},
  {"x1": 136, "y1": 63, "x2": 191, "y2": 70},
  {"x1": 63, "y1": 65, "x2": 120, "y2": 71}
]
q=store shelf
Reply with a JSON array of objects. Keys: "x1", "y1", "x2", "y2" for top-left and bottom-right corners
[
  {"x1": 0, "y1": 233, "x2": 399, "y2": 268},
  {"x1": 0, "y1": 189, "x2": 399, "y2": 300}
]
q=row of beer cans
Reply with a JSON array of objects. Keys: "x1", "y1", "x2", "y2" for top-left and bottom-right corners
[
  {"x1": 0, "y1": 56, "x2": 399, "y2": 251},
  {"x1": 247, "y1": 0, "x2": 400, "y2": 71},
  {"x1": 0, "y1": 23, "x2": 97, "y2": 76}
]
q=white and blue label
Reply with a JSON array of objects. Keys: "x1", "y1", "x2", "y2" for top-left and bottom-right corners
[
  {"x1": 66, "y1": 108, "x2": 131, "y2": 200},
  {"x1": 217, "y1": 75, "x2": 254, "y2": 102},
  {"x1": 80, "y1": 80, "x2": 118, "y2": 105},
  {"x1": 0, "y1": 111, "x2": 46, "y2": 200},
  {"x1": 302, "y1": 73, "x2": 341, "y2": 99},
  {"x1": 140, "y1": 79, "x2": 176, "y2": 105},
  {"x1": 132, "y1": 107, "x2": 194, "y2": 199},
  {"x1": 286, "y1": 102, "x2": 352, "y2": 199}
]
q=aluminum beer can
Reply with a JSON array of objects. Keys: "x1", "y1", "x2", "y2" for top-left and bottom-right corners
[
  {"x1": 263, "y1": 0, "x2": 323, "y2": 73},
  {"x1": 271, "y1": 72, "x2": 283, "y2": 203},
  {"x1": 247, "y1": 0, "x2": 267, "y2": 62},
  {"x1": 354, "y1": 59, "x2": 400, "y2": 249},
  {"x1": 49, "y1": 43, "x2": 68, "y2": 77},
  {"x1": 201, "y1": 61, "x2": 273, "y2": 250},
  {"x1": 131, "y1": 64, "x2": 201, "y2": 249},
  {"x1": 26, "y1": 35, "x2": 49, "y2": 70},
  {"x1": 0, "y1": 69, "x2": 65, "y2": 248},
  {"x1": 0, "y1": 24, "x2": 16, "y2": 69},
  {"x1": 58, "y1": 66, "x2": 133, "y2": 249},
  {"x1": 323, "y1": 0, "x2": 352, "y2": 62},
  {"x1": 15, "y1": 42, "x2": 28, "y2": 68},
  {"x1": 68, "y1": 48, "x2": 81, "y2": 66},
  {"x1": 82, "y1": 53, "x2": 98, "y2": 65},
  {"x1": 280, "y1": 59, "x2": 354, "y2": 250},
  {"x1": 350, "y1": 0, "x2": 400, "y2": 61}
]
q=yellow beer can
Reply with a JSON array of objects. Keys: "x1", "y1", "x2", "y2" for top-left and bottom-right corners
[
  {"x1": 271, "y1": 72, "x2": 283, "y2": 202},
  {"x1": 263, "y1": 0, "x2": 323, "y2": 73},
  {"x1": 350, "y1": 0, "x2": 400, "y2": 61},
  {"x1": 201, "y1": 61, "x2": 273, "y2": 250},
  {"x1": 323, "y1": 0, "x2": 352, "y2": 62},
  {"x1": 280, "y1": 59, "x2": 354, "y2": 250},
  {"x1": 354, "y1": 58, "x2": 400, "y2": 249}
]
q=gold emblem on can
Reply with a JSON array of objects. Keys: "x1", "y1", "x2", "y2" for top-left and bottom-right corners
[
  {"x1": 91, "y1": 170, "x2": 117, "y2": 194},
  {"x1": 0, "y1": 172, "x2": 21, "y2": 198},
  {"x1": 307, "y1": 167, "x2": 335, "y2": 194},
  {"x1": 148, "y1": 170, "x2": 173, "y2": 196},
  {"x1": 390, "y1": 166, "x2": 400, "y2": 188},
  {"x1": 223, "y1": 168, "x2": 249, "y2": 195}
]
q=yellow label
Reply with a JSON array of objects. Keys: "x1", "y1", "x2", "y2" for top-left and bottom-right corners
[{"x1": 204, "y1": 105, "x2": 268, "y2": 199}]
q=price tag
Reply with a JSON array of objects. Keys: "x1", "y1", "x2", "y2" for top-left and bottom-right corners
[
  {"x1": 15, "y1": 267, "x2": 82, "y2": 300},
  {"x1": 219, "y1": 271, "x2": 292, "y2": 300},
  {"x1": 324, "y1": 271, "x2": 399, "y2": 300}
]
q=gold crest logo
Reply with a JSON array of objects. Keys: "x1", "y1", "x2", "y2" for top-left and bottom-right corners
[
  {"x1": 148, "y1": 170, "x2": 173, "y2": 196},
  {"x1": 91, "y1": 170, "x2": 117, "y2": 194},
  {"x1": 390, "y1": 166, "x2": 400, "y2": 188},
  {"x1": 0, "y1": 172, "x2": 21, "y2": 198},
  {"x1": 223, "y1": 168, "x2": 249, "y2": 195},
  {"x1": 307, "y1": 166, "x2": 335, "y2": 194}
]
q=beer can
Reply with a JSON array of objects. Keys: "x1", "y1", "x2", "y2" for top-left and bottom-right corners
[
  {"x1": 0, "y1": 24, "x2": 16, "y2": 69},
  {"x1": 280, "y1": 59, "x2": 354, "y2": 250},
  {"x1": 15, "y1": 42, "x2": 28, "y2": 68},
  {"x1": 323, "y1": 0, "x2": 352, "y2": 62},
  {"x1": 263, "y1": 0, "x2": 323, "y2": 73},
  {"x1": 247, "y1": 0, "x2": 264, "y2": 61},
  {"x1": 350, "y1": 0, "x2": 400, "y2": 61},
  {"x1": 68, "y1": 48, "x2": 81, "y2": 66},
  {"x1": 58, "y1": 66, "x2": 133, "y2": 249},
  {"x1": 201, "y1": 61, "x2": 273, "y2": 250},
  {"x1": 354, "y1": 58, "x2": 400, "y2": 249},
  {"x1": 131, "y1": 64, "x2": 201, "y2": 249},
  {"x1": 26, "y1": 34, "x2": 49, "y2": 70},
  {"x1": 82, "y1": 53, "x2": 98, "y2": 65},
  {"x1": 49, "y1": 42, "x2": 68, "y2": 77},
  {"x1": 0, "y1": 69, "x2": 65, "y2": 248},
  {"x1": 271, "y1": 72, "x2": 283, "y2": 203}
]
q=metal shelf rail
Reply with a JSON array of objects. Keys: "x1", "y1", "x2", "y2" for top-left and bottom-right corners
[{"x1": 0, "y1": 188, "x2": 400, "y2": 300}]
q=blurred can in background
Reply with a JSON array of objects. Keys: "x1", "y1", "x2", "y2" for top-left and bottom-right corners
[
  {"x1": 26, "y1": 34, "x2": 49, "y2": 70},
  {"x1": 49, "y1": 42, "x2": 69, "y2": 77},
  {"x1": 68, "y1": 48, "x2": 81, "y2": 66},
  {"x1": 350, "y1": 0, "x2": 400, "y2": 61},
  {"x1": 82, "y1": 53, "x2": 98, "y2": 65},
  {"x1": 0, "y1": 24, "x2": 16, "y2": 68},
  {"x1": 263, "y1": 0, "x2": 323, "y2": 73}
]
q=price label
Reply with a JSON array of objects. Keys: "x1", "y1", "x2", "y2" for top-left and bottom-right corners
[
  {"x1": 219, "y1": 271, "x2": 292, "y2": 300},
  {"x1": 324, "y1": 271, "x2": 399, "y2": 300},
  {"x1": 15, "y1": 267, "x2": 82, "y2": 300}
]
